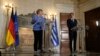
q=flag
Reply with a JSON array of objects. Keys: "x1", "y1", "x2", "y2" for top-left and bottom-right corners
[
  {"x1": 14, "y1": 10, "x2": 19, "y2": 46},
  {"x1": 6, "y1": 8, "x2": 15, "y2": 46},
  {"x1": 51, "y1": 19, "x2": 59, "y2": 47}
]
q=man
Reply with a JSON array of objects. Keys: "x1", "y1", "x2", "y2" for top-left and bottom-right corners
[
  {"x1": 32, "y1": 9, "x2": 45, "y2": 53},
  {"x1": 67, "y1": 13, "x2": 77, "y2": 53}
]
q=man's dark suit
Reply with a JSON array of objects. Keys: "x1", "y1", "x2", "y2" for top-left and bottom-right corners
[{"x1": 67, "y1": 19, "x2": 77, "y2": 52}]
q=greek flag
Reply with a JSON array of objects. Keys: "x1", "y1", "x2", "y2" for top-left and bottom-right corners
[{"x1": 51, "y1": 19, "x2": 59, "y2": 47}]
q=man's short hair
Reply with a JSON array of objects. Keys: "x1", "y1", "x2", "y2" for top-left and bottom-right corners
[{"x1": 70, "y1": 13, "x2": 74, "y2": 15}]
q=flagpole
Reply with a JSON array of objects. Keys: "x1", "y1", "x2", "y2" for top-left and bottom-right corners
[
  {"x1": 53, "y1": 15, "x2": 57, "y2": 53},
  {"x1": 13, "y1": 7, "x2": 16, "y2": 56},
  {"x1": 12, "y1": 7, "x2": 17, "y2": 56},
  {"x1": 51, "y1": 15, "x2": 56, "y2": 54},
  {"x1": 4, "y1": 4, "x2": 12, "y2": 56}
]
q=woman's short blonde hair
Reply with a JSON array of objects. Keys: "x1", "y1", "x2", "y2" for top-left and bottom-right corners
[{"x1": 36, "y1": 9, "x2": 43, "y2": 14}]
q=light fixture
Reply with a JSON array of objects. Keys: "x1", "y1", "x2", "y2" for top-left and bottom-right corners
[
  {"x1": 5, "y1": 4, "x2": 12, "y2": 9},
  {"x1": 96, "y1": 20, "x2": 99, "y2": 27},
  {"x1": 3, "y1": 3, "x2": 12, "y2": 11}
]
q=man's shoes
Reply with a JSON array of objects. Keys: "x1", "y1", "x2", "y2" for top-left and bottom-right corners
[
  {"x1": 40, "y1": 50, "x2": 46, "y2": 53},
  {"x1": 34, "y1": 51, "x2": 40, "y2": 54}
]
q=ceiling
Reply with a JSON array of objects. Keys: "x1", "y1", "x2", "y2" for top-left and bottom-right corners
[
  {"x1": 55, "y1": 0, "x2": 89, "y2": 4},
  {"x1": 55, "y1": 0, "x2": 74, "y2": 4},
  {"x1": 77, "y1": 0, "x2": 89, "y2": 4}
]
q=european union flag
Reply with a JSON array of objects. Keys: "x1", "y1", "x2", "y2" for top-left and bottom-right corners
[{"x1": 14, "y1": 11, "x2": 19, "y2": 46}]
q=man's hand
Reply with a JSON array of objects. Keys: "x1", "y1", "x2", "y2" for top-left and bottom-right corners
[{"x1": 71, "y1": 26, "x2": 78, "y2": 31}]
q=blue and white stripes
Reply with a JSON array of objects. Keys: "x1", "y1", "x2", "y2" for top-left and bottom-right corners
[{"x1": 51, "y1": 19, "x2": 59, "y2": 47}]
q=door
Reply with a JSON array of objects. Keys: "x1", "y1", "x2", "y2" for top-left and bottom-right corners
[
  {"x1": 85, "y1": 7, "x2": 100, "y2": 52},
  {"x1": 60, "y1": 13, "x2": 71, "y2": 55}
]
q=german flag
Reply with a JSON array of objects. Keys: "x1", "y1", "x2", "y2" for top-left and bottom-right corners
[{"x1": 6, "y1": 8, "x2": 15, "y2": 46}]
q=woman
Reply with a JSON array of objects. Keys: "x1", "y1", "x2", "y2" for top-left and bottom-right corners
[{"x1": 32, "y1": 9, "x2": 45, "y2": 53}]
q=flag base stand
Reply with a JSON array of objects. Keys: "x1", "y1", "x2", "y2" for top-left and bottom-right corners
[
  {"x1": 5, "y1": 45, "x2": 17, "y2": 56},
  {"x1": 11, "y1": 47, "x2": 16, "y2": 56}
]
